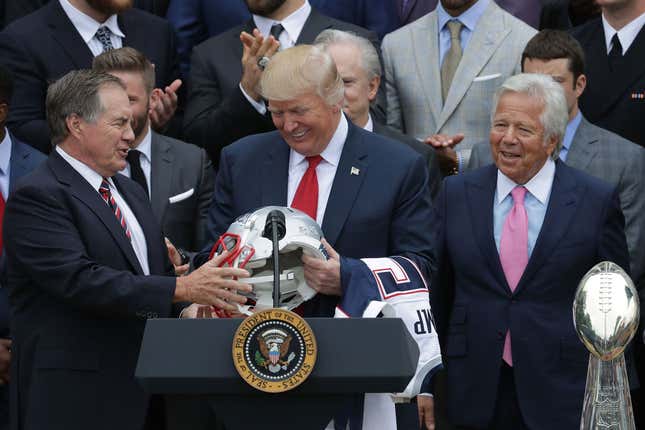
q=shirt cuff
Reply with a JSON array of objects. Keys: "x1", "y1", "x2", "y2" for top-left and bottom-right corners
[{"x1": 239, "y1": 83, "x2": 267, "y2": 115}]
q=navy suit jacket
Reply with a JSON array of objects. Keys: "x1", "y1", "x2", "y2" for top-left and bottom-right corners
[
  {"x1": 4, "y1": 151, "x2": 177, "y2": 430},
  {"x1": 432, "y1": 162, "x2": 631, "y2": 429},
  {"x1": 0, "y1": 0, "x2": 180, "y2": 153},
  {"x1": 199, "y1": 121, "x2": 436, "y2": 317}
]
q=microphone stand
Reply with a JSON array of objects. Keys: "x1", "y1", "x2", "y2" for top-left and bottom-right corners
[{"x1": 263, "y1": 210, "x2": 286, "y2": 308}]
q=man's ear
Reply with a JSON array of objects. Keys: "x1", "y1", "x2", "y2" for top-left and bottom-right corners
[
  {"x1": 0, "y1": 103, "x2": 7, "y2": 127},
  {"x1": 574, "y1": 73, "x2": 587, "y2": 99},
  {"x1": 66, "y1": 113, "x2": 84, "y2": 140},
  {"x1": 367, "y1": 75, "x2": 381, "y2": 103}
]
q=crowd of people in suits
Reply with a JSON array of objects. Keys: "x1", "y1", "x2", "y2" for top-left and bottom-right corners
[{"x1": 0, "y1": 0, "x2": 644, "y2": 429}]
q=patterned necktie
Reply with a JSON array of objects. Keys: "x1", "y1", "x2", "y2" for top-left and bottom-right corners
[
  {"x1": 608, "y1": 33, "x2": 623, "y2": 71},
  {"x1": 99, "y1": 178, "x2": 131, "y2": 240},
  {"x1": 500, "y1": 186, "x2": 528, "y2": 366},
  {"x1": 440, "y1": 20, "x2": 463, "y2": 102},
  {"x1": 291, "y1": 155, "x2": 323, "y2": 221},
  {"x1": 95, "y1": 26, "x2": 114, "y2": 52},
  {"x1": 126, "y1": 150, "x2": 149, "y2": 197}
]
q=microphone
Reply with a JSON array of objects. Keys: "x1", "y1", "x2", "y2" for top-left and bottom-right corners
[{"x1": 263, "y1": 210, "x2": 286, "y2": 308}]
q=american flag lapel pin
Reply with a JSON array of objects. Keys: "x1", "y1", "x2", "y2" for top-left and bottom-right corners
[{"x1": 350, "y1": 166, "x2": 360, "y2": 176}]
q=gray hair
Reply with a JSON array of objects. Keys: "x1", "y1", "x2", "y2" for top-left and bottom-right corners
[
  {"x1": 46, "y1": 69, "x2": 125, "y2": 146},
  {"x1": 314, "y1": 29, "x2": 382, "y2": 79},
  {"x1": 491, "y1": 73, "x2": 568, "y2": 159},
  {"x1": 259, "y1": 44, "x2": 344, "y2": 106}
]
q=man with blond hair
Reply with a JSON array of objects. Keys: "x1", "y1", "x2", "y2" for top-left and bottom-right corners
[{"x1": 197, "y1": 44, "x2": 436, "y2": 428}]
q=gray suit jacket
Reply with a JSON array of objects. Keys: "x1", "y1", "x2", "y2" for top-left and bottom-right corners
[
  {"x1": 382, "y1": 1, "x2": 535, "y2": 164},
  {"x1": 149, "y1": 132, "x2": 214, "y2": 251},
  {"x1": 468, "y1": 116, "x2": 645, "y2": 290}
]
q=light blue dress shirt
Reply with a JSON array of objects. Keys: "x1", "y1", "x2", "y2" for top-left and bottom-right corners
[
  {"x1": 0, "y1": 129, "x2": 12, "y2": 201},
  {"x1": 494, "y1": 159, "x2": 556, "y2": 258},
  {"x1": 558, "y1": 111, "x2": 582, "y2": 162},
  {"x1": 437, "y1": 0, "x2": 490, "y2": 66}
]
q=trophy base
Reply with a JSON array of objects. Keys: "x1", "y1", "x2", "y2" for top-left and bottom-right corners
[{"x1": 580, "y1": 353, "x2": 634, "y2": 430}]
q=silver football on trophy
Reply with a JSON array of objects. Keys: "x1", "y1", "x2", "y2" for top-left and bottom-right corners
[{"x1": 573, "y1": 261, "x2": 639, "y2": 361}]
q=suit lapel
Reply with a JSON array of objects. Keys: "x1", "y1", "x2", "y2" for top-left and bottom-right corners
[
  {"x1": 113, "y1": 175, "x2": 164, "y2": 274},
  {"x1": 49, "y1": 152, "x2": 144, "y2": 274},
  {"x1": 438, "y1": 2, "x2": 510, "y2": 129},
  {"x1": 514, "y1": 162, "x2": 579, "y2": 295},
  {"x1": 9, "y1": 138, "x2": 31, "y2": 192},
  {"x1": 46, "y1": 1, "x2": 94, "y2": 69},
  {"x1": 149, "y1": 133, "x2": 173, "y2": 223},
  {"x1": 321, "y1": 124, "x2": 368, "y2": 246},
  {"x1": 260, "y1": 138, "x2": 289, "y2": 207},
  {"x1": 297, "y1": 8, "x2": 332, "y2": 44},
  {"x1": 564, "y1": 116, "x2": 599, "y2": 171},
  {"x1": 465, "y1": 166, "x2": 509, "y2": 291},
  {"x1": 412, "y1": 13, "x2": 443, "y2": 127}
]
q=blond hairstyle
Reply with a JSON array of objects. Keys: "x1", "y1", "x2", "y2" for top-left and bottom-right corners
[{"x1": 260, "y1": 44, "x2": 344, "y2": 106}]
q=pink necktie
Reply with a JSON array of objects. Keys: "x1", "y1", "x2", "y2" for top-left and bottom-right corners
[{"x1": 500, "y1": 186, "x2": 528, "y2": 366}]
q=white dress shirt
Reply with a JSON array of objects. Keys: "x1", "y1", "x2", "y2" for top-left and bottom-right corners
[
  {"x1": 287, "y1": 114, "x2": 348, "y2": 225},
  {"x1": 241, "y1": 1, "x2": 313, "y2": 114},
  {"x1": 0, "y1": 129, "x2": 12, "y2": 201},
  {"x1": 59, "y1": 0, "x2": 125, "y2": 56},
  {"x1": 602, "y1": 10, "x2": 645, "y2": 54},
  {"x1": 120, "y1": 127, "x2": 152, "y2": 197},
  {"x1": 55, "y1": 145, "x2": 150, "y2": 274}
]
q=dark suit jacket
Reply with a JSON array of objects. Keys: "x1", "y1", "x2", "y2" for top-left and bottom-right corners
[
  {"x1": 433, "y1": 162, "x2": 631, "y2": 429},
  {"x1": 198, "y1": 121, "x2": 436, "y2": 317},
  {"x1": 572, "y1": 18, "x2": 645, "y2": 148},
  {"x1": 165, "y1": 0, "x2": 251, "y2": 78},
  {"x1": 0, "y1": 134, "x2": 45, "y2": 429},
  {"x1": 149, "y1": 132, "x2": 214, "y2": 251},
  {"x1": 310, "y1": 0, "x2": 400, "y2": 39},
  {"x1": 4, "y1": 150, "x2": 178, "y2": 430},
  {"x1": 182, "y1": 8, "x2": 379, "y2": 168},
  {"x1": 372, "y1": 120, "x2": 442, "y2": 198},
  {"x1": 0, "y1": 0, "x2": 180, "y2": 153}
]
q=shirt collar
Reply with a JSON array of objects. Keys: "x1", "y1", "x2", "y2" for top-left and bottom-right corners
[
  {"x1": 55, "y1": 145, "x2": 110, "y2": 191},
  {"x1": 601, "y1": 9, "x2": 645, "y2": 54},
  {"x1": 562, "y1": 111, "x2": 582, "y2": 152},
  {"x1": 253, "y1": 0, "x2": 311, "y2": 47},
  {"x1": 0, "y1": 128, "x2": 12, "y2": 176},
  {"x1": 132, "y1": 126, "x2": 152, "y2": 163},
  {"x1": 59, "y1": 0, "x2": 125, "y2": 44},
  {"x1": 289, "y1": 113, "x2": 348, "y2": 169},
  {"x1": 363, "y1": 114, "x2": 374, "y2": 132},
  {"x1": 437, "y1": 0, "x2": 490, "y2": 33},
  {"x1": 496, "y1": 158, "x2": 556, "y2": 205}
]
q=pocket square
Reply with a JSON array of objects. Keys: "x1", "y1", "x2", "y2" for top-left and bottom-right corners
[
  {"x1": 168, "y1": 188, "x2": 194, "y2": 204},
  {"x1": 473, "y1": 73, "x2": 501, "y2": 82}
]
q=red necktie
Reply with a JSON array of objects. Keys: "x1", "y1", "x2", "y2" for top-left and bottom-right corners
[
  {"x1": 99, "y1": 178, "x2": 132, "y2": 240},
  {"x1": 291, "y1": 155, "x2": 323, "y2": 221},
  {"x1": 0, "y1": 193, "x2": 5, "y2": 253}
]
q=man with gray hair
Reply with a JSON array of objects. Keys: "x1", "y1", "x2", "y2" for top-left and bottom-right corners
[
  {"x1": 432, "y1": 73, "x2": 631, "y2": 429},
  {"x1": 314, "y1": 29, "x2": 442, "y2": 198},
  {"x1": 3, "y1": 69, "x2": 251, "y2": 430},
  {"x1": 197, "y1": 44, "x2": 436, "y2": 428}
]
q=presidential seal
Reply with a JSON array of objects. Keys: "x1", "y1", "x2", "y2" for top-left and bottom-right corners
[{"x1": 232, "y1": 308, "x2": 317, "y2": 393}]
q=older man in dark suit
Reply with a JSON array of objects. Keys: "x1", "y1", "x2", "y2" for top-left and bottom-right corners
[
  {"x1": 0, "y1": 0, "x2": 181, "y2": 154},
  {"x1": 182, "y1": 0, "x2": 379, "y2": 168},
  {"x1": 434, "y1": 73, "x2": 631, "y2": 429},
  {"x1": 4, "y1": 70, "x2": 250, "y2": 430}
]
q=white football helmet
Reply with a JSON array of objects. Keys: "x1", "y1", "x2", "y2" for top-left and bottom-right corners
[{"x1": 209, "y1": 206, "x2": 328, "y2": 314}]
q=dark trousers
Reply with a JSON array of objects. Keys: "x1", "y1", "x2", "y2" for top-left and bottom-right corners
[{"x1": 456, "y1": 363, "x2": 527, "y2": 430}]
